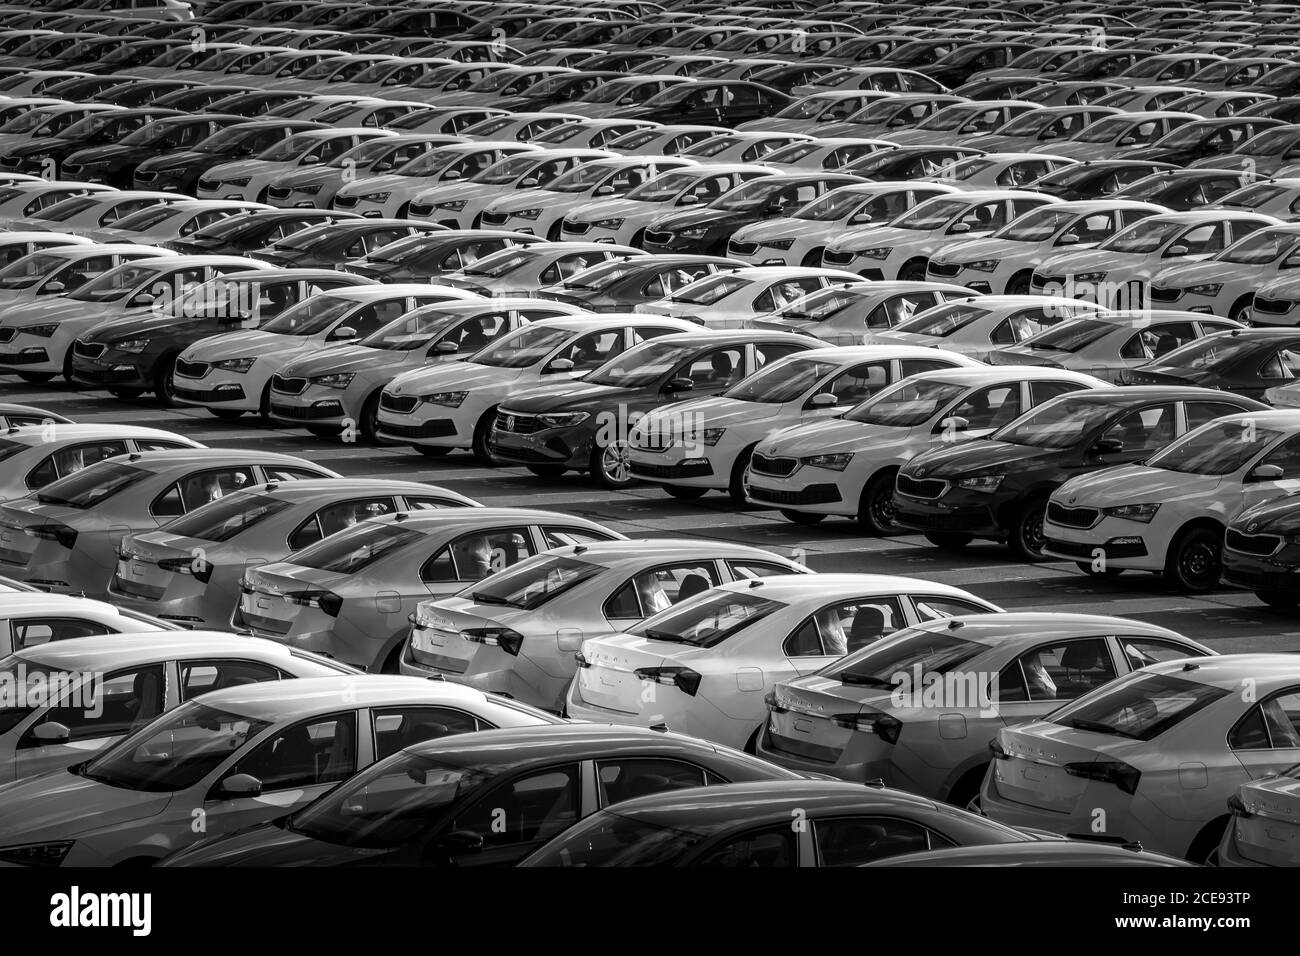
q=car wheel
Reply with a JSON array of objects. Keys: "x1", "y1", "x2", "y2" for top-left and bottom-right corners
[
  {"x1": 662, "y1": 484, "x2": 707, "y2": 500},
  {"x1": 1229, "y1": 294, "x2": 1253, "y2": 325},
  {"x1": 1164, "y1": 525, "x2": 1223, "y2": 594},
  {"x1": 1257, "y1": 590, "x2": 1300, "y2": 609},
  {"x1": 857, "y1": 471, "x2": 898, "y2": 535},
  {"x1": 590, "y1": 440, "x2": 635, "y2": 489},
  {"x1": 472, "y1": 409, "x2": 498, "y2": 465},
  {"x1": 1186, "y1": 816, "x2": 1229, "y2": 865},
  {"x1": 380, "y1": 643, "x2": 404, "y2": 675},
  {"x1": 415, "y1": 445, "x2": 451, "y2": 458},
  {"x1": 743, "y1": 725, "x2": 761, "y2": 754},
  {"x1": 1004, "y1": 272, "x2": 1032, "y2": 295},
  {"x1": 780, "y1": 508, "x2": 825, "y2": 525},
  {"x1": 925, "y1": 531, "x2": 972, "y2": 551},
  {"x1": 526, "y1": 464, "x2": 566, "y2": 478},
  {"x1": 898, "y1": 259, "x2": 927, "y2": 281},
  {"x1": 945, "y1": 767, "x2": 987, "y2": 813},
  {"x1": 728, "y1": 444, "x2": 756, "y2": 505},
  {"x1": 258, "y1": 381, "x2": 272, "y2": 422},
  {"x1": 800, "y1": 248, "x2": 824, "y2": 267},
  {"x1": 61, "y1": 349, "x2": 75, "y2": 384},
  {"x1": 153, "y1": 354, "x2": 179, "y2": 406},
  {"x1": 16, "y1": 372, "x2": 52, "y2": 384},
  {"x1": 358, "y1": 392, "x2": 381, "y2": 443},
  {"x1": 209, "y1": 409, "x2": 243, "y2": 420},
  {"x1": 546, "y1": 221, "x2": 562, "y2": 241},
  {"x1": 1076, "y1": 561, "x2": 1124, "y2": 578},
  {"x1": 1007, "y1": 496, "x2": 1048, "y2": 561},
  {"x1": 630, "y1": 228, "x2": 646, "y2": 248}
]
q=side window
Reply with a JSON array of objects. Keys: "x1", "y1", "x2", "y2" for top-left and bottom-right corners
[
  {"x1": 814, "y1": 817, "x2": 949, "y2": 866},
  {"x1": 1099, "y1": 404, "x2": 1176, "y2": 453},
  {"x1": 1118, "y1": 637, "x2": 1205, "y2": 670},
  {"x1": 26, "y1": 440, "x2": 128, "y2": 488},
  {"x1": 420, "y1": 528, "x2": 536, "y2": 583},
  {"x1": 990, "y1": 308, "x2": 1049, "y2": 346},
  {"x1": 681, "y1": 347, "x2": 745, "y2": 389},
  {"x1": 541, "y1": 526, "x2": 619, "y2": 548},
  {"x1": 11, "y1": 617, "x2": 112, "y2": 649},
  {"x1": 179, "y1": 659, "x2": 283, "y2": 701},
  {"x1": 1123, "y1": 322, "x2": 1197, "y2": 360},
  {"x1": 727, "y1": 560, "x2": 797, "y2": 580},
  {"x1": 596, "y1": 757, "x2": 709, "y2": 807},
  {"x1": 1260, "y1": 348, "x2": 1300, "y2": 381},
  {"x1": 453, "y1": 765, "x2": 581, "y2": 849},
  {"x1": 900, "y1": 358, "x2": 959, "y2": 376},
  {"x1": 865, "y1": 293, "x2": 936, "y2": 330},
  {"x1": 605, "y1": 562, "x2": 721, "y2": 619},
  {"x1": 226, "y1": 711, "x2": 358, "y2": 792},
  {"x1": 21, "y1": 664, "x2": 165, "y2": 746},
  {"x1": 263, "y1": 467, "x2": 325, "y2": 482},
  {"x1": 912, "y1": 596, "x2": 992, "y2": 621},
  {"x1": 152, "y1": 467, "x2": 256, "y2": 517},
  {"x1": 1003, "y1": 638, "x2": 1118, "y2": 703},
  {"x1": 372, "y1": 705, "x2": 481, "y2": 761},
  {"x1": 753, "y1": 280, "x2": 811, "y2": 314},
  {"x1": 1260, "y1": 434, "x2": 1300, "y2": 478},
  {"x1": 693, "y1": 825, "x2": 797, "y2": 867},
  {"x1": 784, "y1": 597, "x2": 905, "y2": 657},
  {"x1": 289, "y1": 497, "x2": 396, "y2": 551},
  {"x1": 403, "y1": 496, "x2": 466, "y2": 510},
  {"x1": 1175, "y1": 223, "x2": 1224, "y2": 256},
  {"x1": 1230, "y1": 693, "x2": 1300, "y2": 750},
  {"x1": 819, "y1": 362, "x2": 888, "y2": 406},
  {"x1": 539, "y1": 253, "x2": 600, "y2": 285},
  {"x1": 949, "y1": 384, "x2": 1022, "y2": 432},
  {"x1": 554, "y1": 330, "x2": 623, "y2": 371},
  {"x1": 753, "y1": 342, "x2": 806, "y2": 368},
  {"x1": 1030, "y1": 380, "x2": 1088, "y2": 406},
  {"x1": 1185, "y1": 401, "x2": 1250, "y2": 432}
]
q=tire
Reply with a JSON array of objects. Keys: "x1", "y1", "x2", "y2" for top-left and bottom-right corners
[
  {"x1": 857, "y1": 470, "x2": 898, "y2": 535},
  {"x1": 1004, "y1": 272, "x2": 1032, "y2": 296},
  {"x1": 16, "y1": 372, "x2": 52, "y2": 384},
  {"x1": 630, "y1": 228, "x2": 646, "y2": 248},
  {"x1": 358, "y1": 391, "x2": 381, "y2": 443},
  {"x1": 526, "y1": 463, "x2": 566, "y2": 478},
  {"x1": 1164, "y1": 524, "x2": 1223, "y2": 594},
  {"x1": 1257, "y1": 590, "x2": 1300, "y2": 609},
  {"x1": 590, "y1": 440, "x2": 635, "y2": 489},
  {"x1": 1229, "y1": 294, "x2": 1253, "y2": 326},
  {"x1": 472, "y1": 409, "x2": 497, "y2": 465},
  {"x1": 662, "y1": 484, "x2": 707, "y2": 500},
  {"x1": 780, "y1": 508, "x2": 825, "y2": 525},
  {"x1": 380, "y1": 643, "x2": 404, "y2": 675},
  {"x1": 257, "y1": 381, "x2": 272, "y2": 422},
  {"x1": 899, "y1": 259, "x2": 927, "y2": 281},
  {"x1": 800, "y1": 248, "x2": 824, "y2": 267},
  {"x1": 945, "y1": 766, "x2": 988, "y2": 813},
  {"x1": 153, "y1": 353, "x2": 178, "y2": 406},
  {"x1": 546, "y1": 221, "x2": 562, "y2": 241},
  {"x1": 728, "y1": 444, "x2": 756, "y2": 505},
  {"x1": 1007, "y1": 496, "x2": 1048, "y2": 561},
  {"x1": 743, "y1": 725, "x2": 761, "y2": 755},
  {"x1": 416, "y1": 445, "x2": 452, "y2": 458},
  {"x1": 61, "y1": 348, "x2": 75, "y2": 384},
  {"x1": 925, "y1": 531, "x2": 972, "y2": 551},
  {"x1": 1185, "y1": 816, "x2": 1229, "y2": 865},
  {"x1": 1076, "y1": 561, "x2": 1124, "y2": 578},
  {"x1": 209, "y1": 409, "x2": 243, "y2": 420}
]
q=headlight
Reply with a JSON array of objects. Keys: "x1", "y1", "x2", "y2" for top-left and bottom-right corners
[
  {"x1": 213, "y1": 357, "x2": 255, "y2": 373},
  {"x1": 764, "y1": 239, "x2": 794, "y2": 250},
  {"x1": 802, "y1": 452, "x2": 854, "y2": 471},
  {"x1": 1102, "y1": 502, "x2": 1160, "y2": 523},
  {"x1": 1073, "y1": 270, "x2": 1107, "y2": 281},
  {"x1": 20, "y1": 324, "x2": 57, "y2": 337},
  {"x1": 421, "y1": 390, "x2": 468, "y2": 407},
  {"x1": 437, "y1": 199, "x2": 466, "y2": 210},
  {"x1": 593, "y1": 217, "x2": 625, "y2": 229},
  {"x1": 677, "y1": 227, "x2": 708, "y2": 239},
  {"x1": 1186, "y1": 282, "x2": 1222, "y2": 296},
  {"x1": 856, "y1": 246, "x2": 891, "y2": 260},
  {"x1": 312, "y1": 372, "x2": 355, "y2": 389},
  {"x1": 959, "y1": 258, "x2": 999, "y2": 272},
  {"x1": 296, "y1": 184, "x2": 321, "y2": 195},
  {"x1": 360, "y1": 191, "x2": 391, "y2": 202},
  {"x1": 513, "y1": 207, "x2": 543, "y2": 220},
  {"x1": 224, "y1": 177, "x2": 251, "y2": 187},
  {"x1": 114, "y1": 338, "x2": 150, "y2": 353},
  {"x1": 537, "y1": 411, "x2": 590, "y2": 428},
  {"x1": 955, "y1": 474, "x2": 1004, "y2": 493},
  {"x1": 0, "y1": 841, "x2": 73, "y2": 867},
  {"x1": 700, "y1": 427, "x2": 726, "y2": 446}
]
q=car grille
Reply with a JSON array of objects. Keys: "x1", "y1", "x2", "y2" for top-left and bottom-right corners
[
  {"x1": 1148, "y1": 286, "x2": 1181, "y2": 302},
  {"x1": 561, "y1": 219, "x2": 589, "y2": 235},
  {"x1": 748, "y1": 484, "x2": 841, "y2": 505},
  {"x1": 271, "y1": 374, "x2": 307, "y2": 395},
  {"x1": 407, "y1": 202, "x2": 435, "y2": 218},
  {"x1": 494, "y1": 410, "x2": 542, "y2": 434},
  {"x1": 1031, "y1": 272, "x2": 1064, "y2": 291},
  {"x1": 821, "y1": 250, "x2": 855, "y2": 266},
  {"x1": 270, "y1": 402, "x2": 337, "y2": 421},
  {"x1": 643, "y1": 229, "x2": 673, "y2": 245},
  {"x1": 1254, "y1": 297, "x2": 1293, "y2": 314},
  {"x1": 895, "y1": 509, "x2": 987, "y2": 531},
  {"x1": 728, "y1": 240, "x2": 758, "y2": 256},
  {"x1": 1226, "y1": 529, "x2": 1282, "y2": 556},
  {"x1": 0, "y1": 349, "x2": 45, "y2": 364},
  {"x1": 629, "y1": 460, "x2": 713, "y2": 479},
  {"x1": 479, "y1": 211, "x2": 508, "y2": 226},
  {"x1": 379, "y1": 420, "x2": 456, "y2": 439},
  {"x1": 73, "y1": 340, "x2": 106, "y2": 359},
  {"x1": 1046, "y1": 502, "x2": 1101, "y2": 529},
  {"x1": 135, "y1": 170, "x2": 157, "y2": 182},
  {"x1": 0, "y1": 328, "x2": 14, "y2": 344},
  {"x1": 174, "y1": 358, "x2": 210, "y2": 379},
  {"x1": 333, "y1": 195, "x2": 359, "y2": 208},
  {"x1": 380, "y1": 392, "x2": 419, "y2": 414},
  {"x1": 197, "y1": 177, "x2": 220, "y2": 192},
  {"x1": 75, "y1": 365, "x2": 137, "y2": 384},
  {"x1": 266, "y1": 186, "x2": 292, "y2": 201},
  {"x1": 896, "y1": 473, "x2": 947, "y2": 499},
  {"x1": 173, "y1": 383, "x2": 243, "y2": 402},
  {"x1": 749, "y1": 452, "x2": 799, "y2": 477},
  {"x1": 927, "y1": 261, "x2": 960, "y2": 277}
]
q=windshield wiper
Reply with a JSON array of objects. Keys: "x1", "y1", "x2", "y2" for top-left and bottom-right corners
[
  {"x1": 838, "y1": 672, "x2": 894, "y2": 687},
  {"x1": 1066, "y1": 717, "x2": 1139, "y2": 739}
]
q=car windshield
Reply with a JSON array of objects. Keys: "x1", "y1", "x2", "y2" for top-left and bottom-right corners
[
  {"x1": 713, "y1": 178, "x2": 799, "y2": 212},
  {"x1": 291, "y1": 520, "x2": 424, "y2": 573},
  {"x1": 945, "y1": 158, "x2": 997, "y2": 181},
  {"x1": 30, "y1": 196, "x2": 100, "y2": 223},
  {"x1": 1071, "y1": 116, "x2": 1132, "y2": 144},
  {"x1": 1152, "y1": 334, "x2": 1258, "y2": 370},
  {"x1": 468, "y1": 554, "x2": 603, "y2": 610},
  {"x1": 66, "y1": 262, "x2": 164, "y2": 302},
  {"x1": 113, "y1": 205, "x2": 184, "y2": 232},
  {"x1": 829, "y1": 627, "x2": 988, "y2": 687},
  {"x1": 1097, "y1": 217, "x2": 1185, "y2": 254},
  {"x1": 845, "y1": 378, "x2": 966, "y2": 426},
  {"x1": 774, "y1": 287, "x2": 862, "y2": 322},
  {"x1": 1049, "y1": 671, "x2": 1228, "y2": 741},
  {"x1": 1151, "y1": 122, "x2": 1212, "y2": 149},
  {"x1": 1238, "y1": 126, "x2": 1300, "y2": 156},
  {"x1": 1219, "y1": 183, "x2": 1289, "y2": 210},
  {"x1": 893, "y1": 302, "x2": 988, "y2": 337},
  {"x1": 522, "y1": 810, "x2": 708, "y2": 866},
  {"x1": 777, "y1": 94, "x2": 840, "y2": 119},
  {"x1": 287, "y1": 753, "x2": 494, "y2": 849},
  {"x1": 78, "y1": 701, "x2": 273, "y2": 793},
  {"x1": 0, "y1": 251, "x2": 69, "y2": 289},
  {"x1": 794, "y1": 189, "x2": 875, "y2": 222},
  {"x1": 1021, "y1": 318, "x2": 1114, "y2": 352},
  {"x1": 917, "y1": 105, "x2": 978, "y2": 132},
  {"x1": 116, "y1": 120, "x2": 191, "y2": 148},
  {"x1": 472, "y1": 324, "x2": 573, "y2": 368},
  {"x1": 194, "y1": 125, "x2": 273, "y2": 155},
  {"x1": 993, "y1": 207, "x2": 1075, "y2": 242},
  {"x1": 624, "y1": 170, "x2": 696, "y2": 203},
  {"x1": 459, "y1": 249, "x2": 534, "y2": 278},
  {"x1": 547, "y1": 163, "x2": 615, "y2": 194},
  {"x1": 256, "y1": 132, "x2": 319, "y2": 163},
  {"x1": 261, "y1": 295, "x2": 355, "y2": 336},
  {"x1": 161, "y1": 491, "x2": 293, "y2": 542},
  {"x1": 360, "y1": 308, "x2": 462, "y2": 350},
  {"x1": 666, "y1": 272, "x2": 748, "y2": 305},
  {"x1": 0, "y1": 108, "x2": 60, "y2": 134},
  {"x1": 1217, "y1": 228, "x2": 1300, "y2": 264},
  {"x1": 628, "y1": 588, "x2": 786, "y2": 648},
  {"x1": 1146, "y1": 421, "x2": 1281, "y2": 475},
  {"x1": 557, "y1": 258, "x2": 641, "y2": 291},
  {"x1": 993, "y1": 396, "x2": 1120, "y2": 448},
  {"x1": 331, "y1": 138, "x2": 402, "y2": 169},
  {"x1": 470, "y1": 154, "x2": 543, "y2": 186},
  {"x1": 34, "y1": 460, "x2": 150, "y2": 509},
  {"x1": 724, "y1": 357, "x2": 837, "y2": 403},
  {"x1": 586, "y1": 339, "x2": 694, "y2": 387},
  {"x1": 891, "y1": 197, "x2": 969, "y2": 230},
  {"x1": 391, "y1": 146, "x2": 465, "y2": 177},
  {"x1": 995, "y1": 110, "x2": 1055, "y2": 135}
]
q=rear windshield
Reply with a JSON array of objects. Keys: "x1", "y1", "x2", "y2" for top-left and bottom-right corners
[
  {"x1": 162, "y1": 492, "x2": 293, "y2": 542},
  {"x1": 1049, "y1": 671, "x2": 1229, "y2": 741},
  {"x1": 291, "y1": 521, "x2": 424, "y2": 573},
  {"x1": 1021, "y1": 318, "x2": 1113, "y2": 353},
  {"x1": 830, "y1": 627, "x2": 988, "y2": 688},
  {"x1": 629, "y1": 589, "x2": 785, "y2": 648},
  {"x1": 35, "y1": 461, "x2": 150, "y2": 509},
  {"x1": 466, "y1": 554, "x2": 603, "y2": 610}
]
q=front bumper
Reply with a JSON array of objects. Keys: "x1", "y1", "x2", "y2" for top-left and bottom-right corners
[
  {"x1": 892, "y1": 487, "x2": 1004, "y2": 538},
  {"x1": 1041, "y1": 514, "x2": 1163, "y2": 570},
  {"x1": 488, "y1": 421, "x2": 594, "y2": 468}
]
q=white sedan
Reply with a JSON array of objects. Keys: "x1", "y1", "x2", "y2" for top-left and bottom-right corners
[
  {"x1": 634, "y1": 265, "x2": 864, "y2": 328},
  {"x1": 875, "y1": 295, "x2": 1104, "y2": 361}
]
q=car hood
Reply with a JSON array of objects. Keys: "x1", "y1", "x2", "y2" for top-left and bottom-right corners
[
  {"x1": 273, "y1": 166, "x2": 342, "y2": 189},
  {"x1": 826, "y1": 224, "x2": 916, "y2": 251},
  {"x1": 0, "y1": 768, "x2": 172, "y2": 842},
  {"x1": 0, "y1": 297, "x2": 102, "y2": 324},
  {"x1": 161, "y1": 820, "x2": 388, "y2": 866},
  {"x1": 1038, "y1": 248, "x2": 1142, "y2": 274},
  {"x1": 485, "y1": 189, "x2": 571, "y2": 213},
  {"x1": 567, "y1": 197, "x2": 661, "y2": 223},
  {"x1": 387, "y1": 360, "x2": 516, "y2": 394},
  {"x1": 1152, "y1": 259, "x2": 1243, "y2": 286},
  {"x1": 64, "y1": 143, "x2": 140, "y2": 164},
  {"x1": 501, "y1": 378, "x2": 633, "y2": 413},
  {"x1": 411, "y1": 181, "x2": 500, "y2": 204},
  {"x1": 905, "y1": 438, "x2": 1061, "y2": 477},
  {"x1": 649, "y1": 206, "x2": 742, "y2": 232},
  {"x1": 335, "y1": 173, "x2": 411, "y2": 198},
  {"x1": 758, "y1": 416, "x2": 910, "y2": 456},
  {"x1": 81, "y1": 310, "x2": 207, "y2": 343},
  {"x1": 642, "y1": 395, "x2": 784, "y2": 430},
  {"x1": 1232, "y1": 492, "x2": 1300, "y2": 534},
  {"x1": 932, "y1": 236, "x2": 1035, "y2": 264},
  {"x1": 730, "y1": 217, "x2": 813, "y2": 242},
  {"x1": 282, "y1": 344, "x2": 398, "y2": 377},
  {"x1": 205, "y1": 159, "x2": 285, "y2": 180},
  {"x1": 136, "y1": 150, "x2": 212, "y2": 173},
  {"x1": 1055, "y1": 463, "x2": 1215, "y2": 505},
  {"x1": 183, "y1": 329, "x2": 300, "y2": 362}
]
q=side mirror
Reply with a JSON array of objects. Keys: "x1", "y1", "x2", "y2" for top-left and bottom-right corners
[
  {"x1": 1056, "y1": 232, "x2": 1081, "y2": 245},
  {"x1": 937, "y1": 415, "x2": 969, "y2": 433},
  {"x1": 219, "y1": 773, "x2": 263, "y2": 798},
  {"x1": 948, "y1": 221, "x2": 972, "y2": 234},
  {"x1": 808, "y1": 392, "x2": 838, "y2": 407},
  {"x1": 519, "y1": 176, "x2": 539, "y2": 188},
  {"x1": 1165, "y1": 244, "x2": 1189, "y2": 257},
  {"x1": 426, "y1": 829, "x2": 484, "y2": 862},
  {"x1": 39, "y1": 280, "x2": 65, "y2": 294},
  {"x1": 1039, "y1": 129, "x2": 1059, "y2": 140},
  {"x1": 1117, "y1": 135, "x2": 1137, "y2": 146},
  {"x1": 1249, "y1": 463, "x2": 1286, "y2": 482},
  {"x1": 887, "y1": 117, "x2": 907, "y2": 127},
  {"x1": 594, "y1": 184, "x2": 615, "y2": 196},
  {"x1": 434, "y1": 340, "x2": 460, "y2": 353},
  {"x1": 332, "y1": 325, "x2": 357, "y2": 341},
  {"x1": 442, "y1": 169, "x2": 462, "y2": 181},
  {"x1": 300, "y1": 154, "x2": 321, "y2": 165},
  {"x1": 130, "y1": 292, "x2": 155, "y2": 306},
  {"x1": 544, "y1": 357, "x2": 575, "y2": 373},
  {"x1": 677, "y1": 193, "x2": 701, "y2": 205},
  {"x1": 664, "y1": 376, "x2": 694, "y2": 392},
  {"x1": 372, "y1": 161, "x2": 393, "y2": 172},
  {"x1": 1092, "y1": 436, "x2": 1124, "y2": 455},
  {"x1": 31, "y1": 721, "x2": 70, "y2": 745}
]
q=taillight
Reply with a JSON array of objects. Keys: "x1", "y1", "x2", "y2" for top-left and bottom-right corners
[
  {"x1": 763, "y1": 690, "x2": 787, "y2": 714},
  {"x1": 988, "y1": 737, "x2": 1010, "y2": 760},
  {"x1": 284, "y1": 589, "x2": 343, "y2": 617},
  {"x1": 157, "y1": 556, "x2": 213, "y2": 584},
  {"x1": 633, "y1": 666, "x2": 702, "y2": 696},
  {"x1": 830, "y1": 711, "x2": 901, "y2": 744},
  {"x1": 1227, "y1": 793, "x2": 1252, "y2": 818},
  {"x1": 462, "y1": 626, "x2": 524, "y2": 656},
  {"x1": 27, "y1": 523, "x2": 77, "y2": 549},
  {"x1": 1064, "y1": 759, "x2": 1141, "y2": 795}
]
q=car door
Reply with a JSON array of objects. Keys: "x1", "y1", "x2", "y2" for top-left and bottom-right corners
[
  {"x1": 994, "y1": 636, "x2": 1121, "y2": 728},
  {"x1": 1228, "y1": 690, "x2": 1300, "y2": 779},
  {"x1": 811, "y1": 815, "x2": 954, "y2": 866},
  {"x1": 808, "y1": 360, "x2": 889, "y2": 413},
  {"x1": 7, "y1": 615, "x2": 114, "y2": 650},
  {"x1": 287, "y1": 496, "x2": 400, "y2": 551},
  {"x1": 1231, "y1": 431, "x2": 1300, "y2": 515},
  {"x1": 603, "y1": 560, "x2": 723, "y2": 632},
  {"x1": 783, "y1": 596, "x2": 907, "y2": 675},
  {"x1": 177, "y1": 658, "x2": 284, "y2": 701},
  {"x1": 418, "y1": 526, "x2": 537, "y2": 597},
  {"x1": 942, "y1": 382, "x2": 1025, "y2": 439},
  {"x1": 435, "y1": 763, "x2": 583, "y2": 867},
  {"x1": 149, "y1": 465, "x2": 259, "y2": 522}
]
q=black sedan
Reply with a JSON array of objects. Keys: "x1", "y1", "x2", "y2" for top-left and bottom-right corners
[
  {"x1": 536, "y1": 254, "x2": 744, "y2": 312},
  {"x1": 252, "y1": 219, "x2": 448, "y2": 269},
  {"x1": 133, "y1": 119, "x2": 326, "y2": 194},
  {"x1": 0, "y1": 106, "x2": 182, "y2": 175},
  {"x1": 341, "y1": 229, "x2": 543, "y2": 282},
  {"x1": 489, "y1": 329, "x2": 817, "y2": 486},
  {"x1": 1114, "y1": 167, "x2": 1260, "y2": 210},
  {"x1": 1223, "y1": 492, "x2": 1300, "y2": 608},
  {"x1": 1126, "y1": 328, "x2": 1300, "y2": 401},
  {"x1": 1025, "y1": 159, "x2": 1176, "y2": 200},
  {"x1": 157, "y1": 726, "x2": 801, "y2": 867},
  {"x1": 164, "y1": 208, "x2": 363, "y2": 255},
  {"x1": 1114, "y1": 116, "x2": 1285, "y2": 166},
  {"x1": 61, "y1": 114, "x2": 246, "y2": 188},
  {"x1": 611, "y1": 80, "x2": 793, "y2": 127},
  {"x1": 892, "y1": 386, "x2": 1267, "y2": 560}
]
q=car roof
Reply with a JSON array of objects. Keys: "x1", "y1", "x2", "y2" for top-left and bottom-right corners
[
  {"x1": 363, "y1": 506, "x2": 616, "y2": 533},
  {"x1": 313, "y1": 284, "x2": 467, "y2": 301},
  {"x1": 0, "y1": 593, "x2": 132, "y2": 616},
  {"x1": 12, "y1": 631, "x2": 317, "y2": 669},
  {"x1": 872, "y1": 842, "x2": 1192, "y2": 865},
  {"x1": 0, "y1": 424, "x2": 193, "y2": 444},
  {"x1": 542, "y1": 538, "x2": 801, "y2": 565},
  {"x1": 906, "y1": 611, "x2": 1195, "y2": 644},
  {"x1": 102, "y1": 448, "x2": 329, "y2": 470},
  {"x1": 194, "y1": 675, "x2": 492, "y2": 718},
  {"x1": 598, "y1": 780, "x2": 943, "y2": 825},
  {"x1": 711, "y1": 572, "x2": 987, "y2": 600},
  {"x1": 1143, "y1": 653, "x2": 1300, "y2": 687},
  {"x1": 909, "y1": 366, "x2": 1104, "y2": 385},
  {"x1": 1052, "y1": 385, "x2": 1263, "y2": 404}
]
